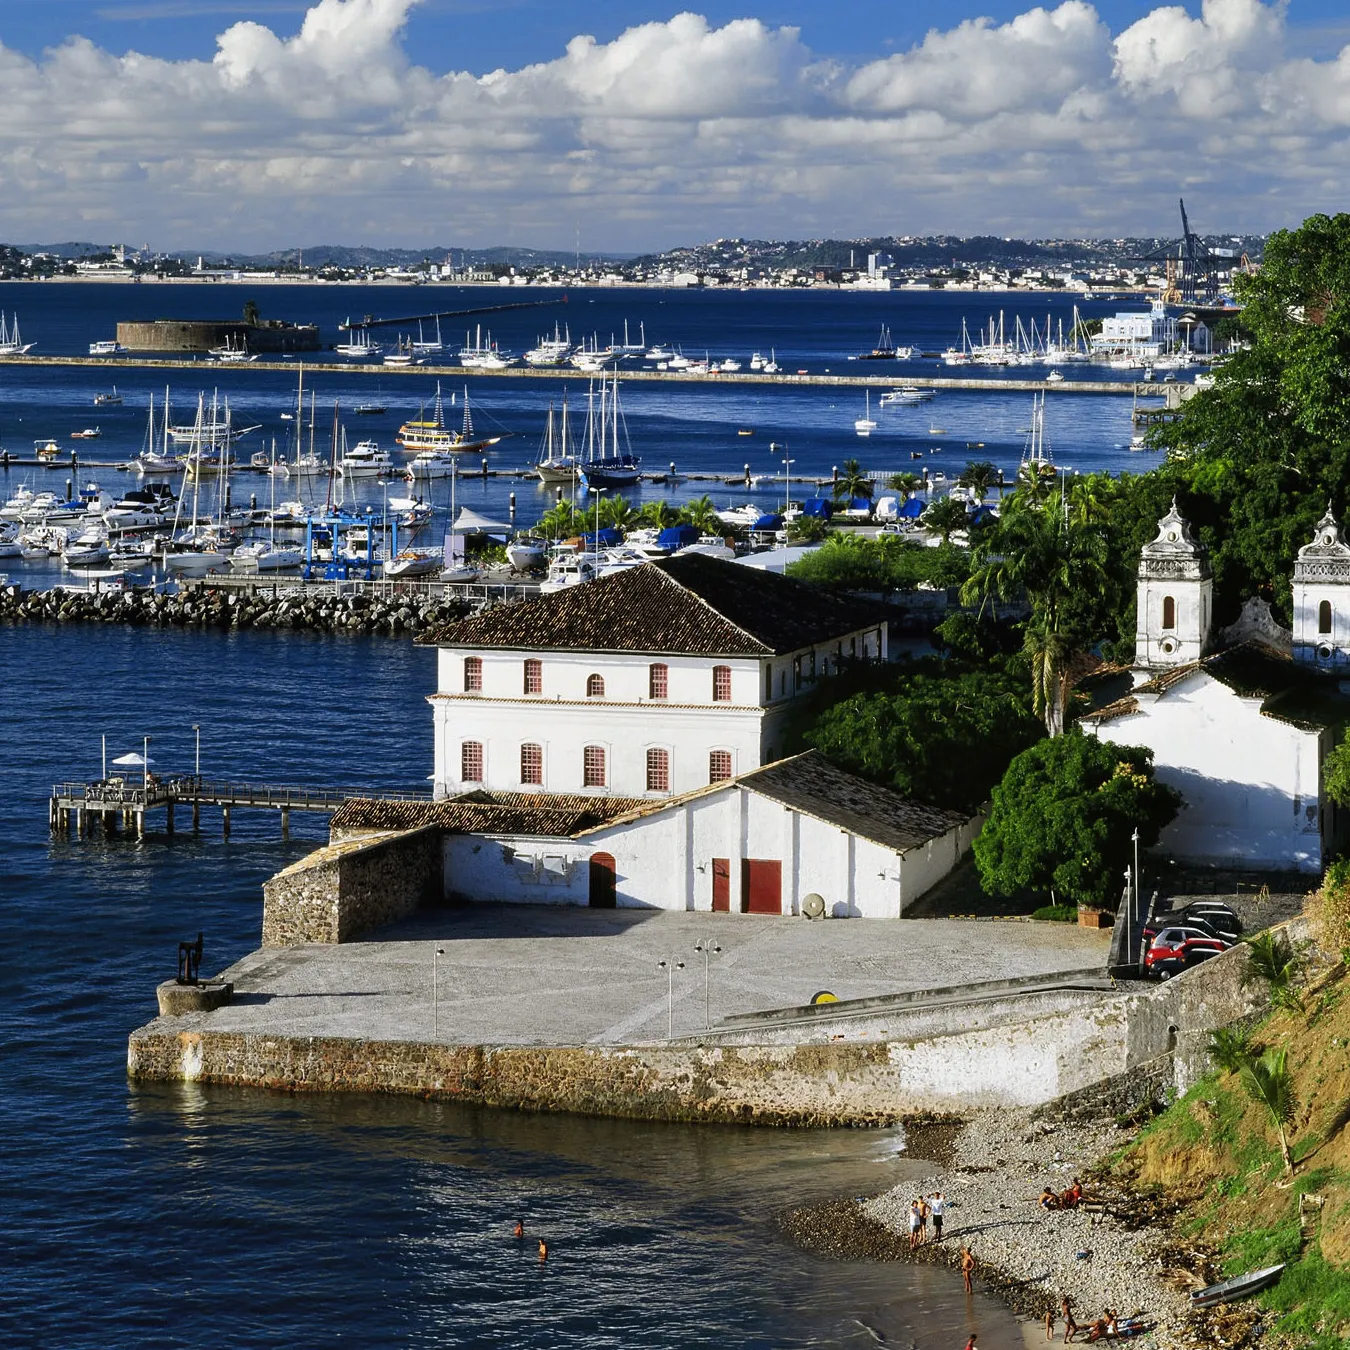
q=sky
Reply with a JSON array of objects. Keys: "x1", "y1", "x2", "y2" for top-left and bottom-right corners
[{"x1": 2, "y1": 0, "x2": 1350, "y2": 253}]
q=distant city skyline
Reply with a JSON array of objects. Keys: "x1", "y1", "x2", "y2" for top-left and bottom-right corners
[{"x1": 0, "y1": 0, "x2": 1348, "y2": 253}]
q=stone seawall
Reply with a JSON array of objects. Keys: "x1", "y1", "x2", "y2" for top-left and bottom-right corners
[
  {"x1": 0, "y1": 582, "x2": 469, "y2": 636},
  {"x1": 262, "y1": 826, "x2": 443, "y2": 945},
  {"x1": 126, "y1": 1029, "x2": 912, "y2": 1126}
]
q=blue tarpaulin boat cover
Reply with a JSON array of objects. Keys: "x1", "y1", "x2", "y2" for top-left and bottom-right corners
[
  {"x1": 657, "y1": 524, "x2": 701, "y2": 549},
  {"x1": 898, "y1": 497, "x2": 925, "y2": 518},
  {"x1": 582, "y1": 527, "x2": 623, "y2": 548},
  {"x1": 751, "y1": 513, "x2": 784, "y2": 531},
  {"x1": 849, "y1": 496, "x2": 872, "y2": 512},
  {"x1": 802, "y1": 498, "x2": 835, "y2": 518},
  {"x1": 971, "y1": 506, "x2": 998, "y2": 526}
]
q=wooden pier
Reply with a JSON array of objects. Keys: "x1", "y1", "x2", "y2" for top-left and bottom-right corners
[{"x1": 49, "y1": 775, "x2": 426, "y2": 840}]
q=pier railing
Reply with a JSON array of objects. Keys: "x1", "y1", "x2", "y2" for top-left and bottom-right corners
[{"x1": 53, "y1": 776, "x2": 431, "y2": 812}]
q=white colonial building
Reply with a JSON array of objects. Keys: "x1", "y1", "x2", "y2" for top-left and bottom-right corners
[
  {"x1": 424, "y1": 554, "x2": 887, "y2": 801},
  {"x1": 1084, "y1": 503, "x2": 1350, "y2": 873}
]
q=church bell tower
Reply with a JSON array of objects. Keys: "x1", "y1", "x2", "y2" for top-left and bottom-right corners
[
  {"x1": 1135, "y1": 500, "x2": 1212, "y2": 670},
  {"x1": 1293, "y1": 505, "x2": 1350, "y2": 671}
]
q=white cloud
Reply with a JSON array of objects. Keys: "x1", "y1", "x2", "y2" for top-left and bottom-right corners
[{"x1": 0, "y1": 0, "x2": 1347, "y2": 250}]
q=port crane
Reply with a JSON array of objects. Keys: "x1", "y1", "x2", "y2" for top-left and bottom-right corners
[{"x1": 1143, "y1": 199, "x2": 1234, "y2": 306}]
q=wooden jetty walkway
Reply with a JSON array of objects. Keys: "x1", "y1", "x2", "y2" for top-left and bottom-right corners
[
  {"x1": 50, "y1": 774, "x2": 426, "y2": 839},
  {"x1": 0, "y1": 351, "x2": 1171, "y2": 397}
]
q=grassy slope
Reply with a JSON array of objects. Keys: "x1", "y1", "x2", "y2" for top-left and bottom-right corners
[{"x1": 1114, "y1": 941, "x2": 1350, "y2": 1348}]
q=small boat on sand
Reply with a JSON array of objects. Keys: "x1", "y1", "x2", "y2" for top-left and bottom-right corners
[{"x1": 1190, "y1": 1264, "x2": 1285, "y2": 1308}]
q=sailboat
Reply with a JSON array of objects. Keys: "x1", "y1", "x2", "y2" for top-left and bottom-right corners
[
  {"x1": 535, "y1": 397, "x2": 580, "y2": 485},
  {"x1": 0, "y1": 313, "x2": 35, "y2": 356},
  {"x1": 401, "y1": 385, "x2": 503, "y2": 472},
  {"x1": 411, "y1": 317, "x2": 444, "y2": 354},
  {"x1": 1018, "y1": 391, "x2": 1056, "y2": 482},
  {"x1": 854, "y1": 391, "x2": 878, "y2": 436},
  {"x1": 578, "y1": 374, "x2": 641, "y2": 491},
  {"x1": 336, "y1": 325, "x2": 382, "y2": 358}
]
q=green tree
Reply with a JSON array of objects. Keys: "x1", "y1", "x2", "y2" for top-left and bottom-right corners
[
  {"x1": 597, "y1": 494, "x2": 638, "y2": 532},
  {"x1": 922, "y1": 495, "x2": 970, "y2": 545},
  {"x1": 242, "y1": 298, "x2": 260, "y2": 327},
  {"x1": 639, "y1": 500, "x2": 680, "y2": 529},
  {"x1": 1239, "y1": 1047, "x2": 1297, "y2": 1175},
  {"x1": 959, "y1": 460, "x2": 997, "y2": 503},
  {"x1": 1245, "y1": 930, "x2": 1304, "y2": 1011},
  {"x1": 537, "y1": 501, "x2": 585, "y2": 539},
  {"x1": 786, "y1": 513, "x2": 829, "y2": 543},
  {"x1": 887, "y1": 471, "x2": 923, "y2": 495},
  {"x1": 1207, "y1": 1025, "x2": 1256, "y2": 1075},
  {"x1": 679, "y1": 494, "x2": 722, "y2": 533},
  {"x1": 835, "y1": 457, "x2": 873, "y2": 501},
  {"x1": 974, "y1": 733, "x2": 1181, "y2": 907},
  {"x1": 801, "y1": 670, "x2": 1042, "y2": 813}
]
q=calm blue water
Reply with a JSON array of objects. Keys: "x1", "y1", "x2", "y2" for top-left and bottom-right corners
[
  {"x1": 0, "y1": 622, "x2": 1030, "y2": 1349},
  {"x1": 0, "y1": 282, "x2": 1161, "y2": 588}
]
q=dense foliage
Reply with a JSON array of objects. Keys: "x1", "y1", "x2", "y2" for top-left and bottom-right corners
[
  {"x1": 785, "y1": 533, "x2": 968, "y2": 592},
  {"x1": 974, "y1": 733, "x2": 1180, "y2": 908},
  {"x1": 800, "y1": 667, "x2": 1041, "y2": 813}
]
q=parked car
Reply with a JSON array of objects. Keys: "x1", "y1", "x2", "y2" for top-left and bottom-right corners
[
  {"x1": 1144, "y1": 903, "x2": 1242, "y2": 944},
  {"x1": 1145, "y1": 925, "x2": 1232, "y2": 978}
]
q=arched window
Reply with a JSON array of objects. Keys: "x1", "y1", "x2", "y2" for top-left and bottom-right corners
[
  {"x1": 583, "y1": 745, "x2": 607, "y2": 788},
  {"x1": 1162, "y1": 595, "x2": 1176, "y2": 630},
  {"x1": 523, "y1": 658, "x2": 542, "y2": 695},
  {"x1": 646, "y1": 747, "x2": 670, "y2": 792},
  {"x1": 1320, "y1": 599, "x2": 1333, "y2": 635},
  {"x1": 709, "y1": 750, "x2": 733, "y2": 783},
  {"x1": 712, "y1": 665, "x2": 732, "y2": 702},
  {"x1": 649, "y1": 663, "x2": 668, "y2": 699},
  {"x1": 461, "y1": 741, "x2": 484, "y2": 783},
  {"x1": 520, "y1": 743, "x2": 543, "y2": 786},
  {"x1": 463, "y1": 656, "x2": 482, "y2": 692},
  {"x1": 586, "y1": 673, "x2": 605, "y2": 698}
]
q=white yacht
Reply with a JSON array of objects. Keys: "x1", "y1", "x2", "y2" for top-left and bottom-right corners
[
  {"x1": 89, "y1": 340, "x2": 128, "y2": 356},
  {"x1": 524, "y1": 324, "x2": 573, "y2": 366},
  {"x1": 230, "y1": 541, "x2": 303, "y2": 572},
  {"x1": 337, "y1": 439, "x2": 392, "y2": 479},
  {"x1": 539, "y1": 550, "x2": 597, "y2": 593}
]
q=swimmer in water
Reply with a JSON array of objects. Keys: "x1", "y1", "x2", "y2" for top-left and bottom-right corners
[
  {"x1": 538, "y1": 1238, "x2": 548, "y2": 1262},
  {"x1": 513, "y1": 1220, "x2": 524, "y2": 1239}
]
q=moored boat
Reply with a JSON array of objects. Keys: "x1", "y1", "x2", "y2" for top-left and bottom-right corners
[{"x1": 1190, "y1": 1264, "x2": 1285, "y2": 1309}]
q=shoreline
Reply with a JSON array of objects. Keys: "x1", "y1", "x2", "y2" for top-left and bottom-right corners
[{"x1": 782, "y1": 1107, "x2": 1268, "y2": 1348}]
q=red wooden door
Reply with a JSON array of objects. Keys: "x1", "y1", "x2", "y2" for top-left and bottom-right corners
[
  {"x1": 589, "y1": 852, "x2": 617, "y2": 908},
  {"x1": 741, "y1": 859, "x2": 782, "y2": 915},
  {"x1": 711, "y1": 858, "x2": 731, "y2": 912}
]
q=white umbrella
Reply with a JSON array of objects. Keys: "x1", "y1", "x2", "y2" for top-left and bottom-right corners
[{"x1": 111, "y1": 752, "x2": 155, "y2": 768}]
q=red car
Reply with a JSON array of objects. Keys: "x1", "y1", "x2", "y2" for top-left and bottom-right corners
[{"x1": 1145, "y1": 925, "x2": 1231, "y2": 978}]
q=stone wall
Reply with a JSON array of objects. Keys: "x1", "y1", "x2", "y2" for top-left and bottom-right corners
[{"x1": 261, "y1": 826, "x2": 443, "y2": 946}]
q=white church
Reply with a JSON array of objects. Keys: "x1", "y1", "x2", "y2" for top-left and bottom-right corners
[{"x1": 1084, "y1": 501, "x2": 1350, "y2": 873}]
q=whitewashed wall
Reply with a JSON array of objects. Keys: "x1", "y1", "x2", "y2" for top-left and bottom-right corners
[
  {"x1": 1087, "y1": 675, "x2": 1327, "y2": 872},
  {"x1": 441, "y1": 786, "x2": 978, "y2": 919}
]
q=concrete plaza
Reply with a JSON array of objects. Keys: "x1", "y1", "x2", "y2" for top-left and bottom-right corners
[{"x1": 187, "y1": 906, "x2": 1111, "y2": 1048}]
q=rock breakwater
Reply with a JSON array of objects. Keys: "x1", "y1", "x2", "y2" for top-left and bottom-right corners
[{"x1": 0, "y1": 582, "x2": 471, "y2": 636}]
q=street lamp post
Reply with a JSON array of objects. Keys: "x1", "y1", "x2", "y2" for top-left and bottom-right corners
[
  {"x1": 657, "y1": 958, "x2": 685, "y2": 1039},
  {"x1": 433, "y1": 946, "x2": 446, "y2": 1037},
  {"x1": 1132, "y1": 827, "x2": 1142, "y2": 964},
  {"x1": 192, "y1": 724, "x2": 201, "y2": 780},
  {"x1": 693, "y1": 939, "x2": 722, "y2": 1030}
]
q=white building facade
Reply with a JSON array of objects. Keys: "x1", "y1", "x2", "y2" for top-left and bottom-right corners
[
  {"x1": 1134, "y1": 500, "x2": 1212, "y2": 671},
  {"x1": 425, "y1": 555, "x2": 887, "y2": 801}
]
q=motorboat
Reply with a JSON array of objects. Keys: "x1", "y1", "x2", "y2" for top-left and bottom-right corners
[
  {"x1": 505, "y1": 537, "x2": 548, "y2": 570},
  {"x1": 63, "y1": 528, "x2": 111, "y2": 568},
  {"x1": 89, "y1": 340, "x2": 128, "y2": 356},
  {"x1": 1, "y1": 486, "x2": 35, "y2": 521},
  {"x1": 229, "y1": 541, "x2": 303, "y2": 572},
  {"x1": 94, "y1": 388, "x2": 124, "y2": 406},
  {"x1": 353, "y1": 402, "x2": 386, "y2": 416},
  {"x1": 163, "y1": 542, "x2": 230, "y2": 575},
  {"x1": 70, "y1": 427, "x2": 101, "y2": 440},
  {"x1": 539, "y1": 551, "x2": 597, "y2": 593},
  {"x1": 104, "y1": 482, "x2": 176, "y2": 530},
  {"x1": 337, "y1": 439, "x2": 393, "y2": 479},
  {"x1": 438, "y1": 561, "x2": 482, "y2": 584}
]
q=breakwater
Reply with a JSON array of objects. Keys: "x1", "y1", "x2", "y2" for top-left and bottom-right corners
[{"x1": 0, "y1": 581, "x2": 469, "y2": 635}]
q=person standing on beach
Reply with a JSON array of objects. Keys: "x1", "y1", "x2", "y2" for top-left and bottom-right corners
[
  {"x1": 930, "y1": 1191, "x2": 946, "y2": 1241},
  {"x1": 1060, "y1": 1295, "x2": 1078, "y2": 1344},
  {"x1": 917, "y1": 1194, "x2": 931, "y2": 1245},
  {"x1": 959, "y1": 1245, "x2": 975, "y2": 1294},
  {"x1": 907, "y1": 1200, "x2": 922, "y2": 1249}
]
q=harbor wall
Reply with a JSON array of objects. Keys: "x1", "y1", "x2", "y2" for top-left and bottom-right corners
[
  {"x1": 126, "y1": 940, "x2": 1273, "y2": 1124},
  {"x1": 261, "y1": 826, "x2": 443, "y2": 945}
]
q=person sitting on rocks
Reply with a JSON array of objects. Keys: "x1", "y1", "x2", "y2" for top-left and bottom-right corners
[
  {"x1": 1039, "y1": 1187, "x2": 1061, "y2": 1211},
  {"x1": 1060, "y1": 1178, "x2": 1084, "y2": 1209}
]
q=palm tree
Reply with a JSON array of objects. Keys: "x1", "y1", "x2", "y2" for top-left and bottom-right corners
[
  {"x1": 959, "y1": 460, "x2": 997, "y2": 504},
  {"x1": 537, "y1": 501, "x2": 585, "y2": 540},
  {"x1": 887, "y1": 471, "x2": 922, "y2": 496},
  {"x1": 680, "y1": 494, "x2": 722, "y2": 533},
  {"x1": 836, "y1": 457, "x2": 873, "y2": 501},
  {"x1": 639, "y1": 500, "x2": 680, "y2": 529},
  {"x1": 1239, "y1": 1047, "x2": 1297, "y2": 1174},
  {"x1": 598, "y1": 494, "x2": 639, "y2": 532},
  {"x1": 921, "y1": 495, "x2": 970, "y2": 546},
  {"x1": 1023, "y1": 613, "x2": 1072, "y2": 737}
]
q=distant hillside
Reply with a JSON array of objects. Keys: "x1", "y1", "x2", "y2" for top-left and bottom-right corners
[{"x1": 186, "y1": 245, "x2": 632, "y2": 268}]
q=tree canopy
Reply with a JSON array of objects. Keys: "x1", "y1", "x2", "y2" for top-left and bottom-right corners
[
  {"x1": 974, "y1": 732, "x2": 1180, "y2": 908},
  {"x1": 786, "y1": 533, "x2": 968, "y2": 593},
  {"x1": 798, "y1": 667, "x2": 1042, "y2": 813}
]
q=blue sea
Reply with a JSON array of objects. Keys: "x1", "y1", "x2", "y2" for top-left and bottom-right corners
[
  {"x1": 0, "y1": 280, "x2": 1161, "y2": 590},
  {"x1": 0, "y1": 622, "x2": 1036, "y2": 1348}
]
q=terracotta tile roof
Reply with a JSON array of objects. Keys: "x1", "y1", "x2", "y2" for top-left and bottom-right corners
[
  {"x1": 1079, "y1": 695, "x2": 1141, "y2": 723},
  {"x1": 419, "y1": 554, "x2": 885, "y2": 657},
  {"x1": 736, "y1": 752, "x2": 971, "y2": 853},
  {"x1": 330, "y1": 790, "x2": 649, "y2": 838}
]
